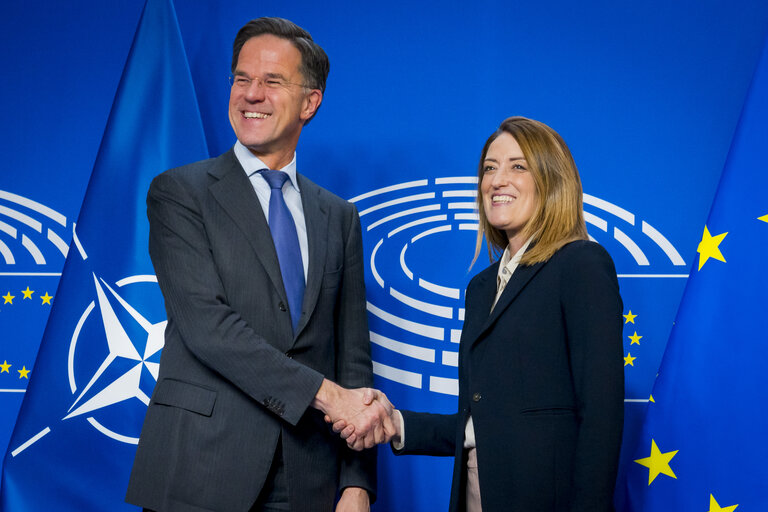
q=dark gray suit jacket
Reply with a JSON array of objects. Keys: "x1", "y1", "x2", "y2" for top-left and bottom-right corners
[
  {"x1": 397, "y1": 241, "x2": 624, "y2": 512},
  {"x1": 126, "y1": 149, "x2": 375, "y2": 512}
]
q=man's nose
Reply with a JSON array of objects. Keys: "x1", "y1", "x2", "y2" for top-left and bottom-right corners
[{"x1": 244, "y1": 79, "x2": 267, "y2": 100}]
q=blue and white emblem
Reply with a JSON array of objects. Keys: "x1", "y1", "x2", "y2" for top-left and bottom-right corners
[
  {"x1": 352, "y1": 177, "x2": 687, "y2": 399},
  {"x1": 64, "y1": 273, "x2": 165, "y2": 443}
]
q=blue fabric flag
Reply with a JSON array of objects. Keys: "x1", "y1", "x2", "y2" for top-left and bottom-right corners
[
  {"x1": 624, "y1": 35, "x2": 768, "y2": 512},
  {"x1": 0, "y1": 0, "x2": 208, "y2": 509}
]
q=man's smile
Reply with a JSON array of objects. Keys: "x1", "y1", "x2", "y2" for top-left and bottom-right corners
[{"x1": 243, "y1": 111, "x2": 271, "y2": 119}]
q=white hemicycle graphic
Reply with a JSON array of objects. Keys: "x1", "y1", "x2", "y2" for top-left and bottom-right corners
[
  {"x1": 582, "y1": 193, "x2": 685, "y2": 271},
  {"x1": 65, "y1": 274, "x2": 165, "y2": 444},
  {"x1": 351, "y1": 177, "x2": 687, "y2": 397},
  {"x1": 0, "y1": 189, "x2": 70, "y2": 268}
]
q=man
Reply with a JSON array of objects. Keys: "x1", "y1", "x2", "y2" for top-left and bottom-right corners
[{"x1": 126, "y1": 17, "x2": 392, "y2": 512}]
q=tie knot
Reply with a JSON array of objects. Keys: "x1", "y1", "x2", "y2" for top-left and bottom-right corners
[{"x1": 261, "y1": 169, "x2": 289, "y2": 190}]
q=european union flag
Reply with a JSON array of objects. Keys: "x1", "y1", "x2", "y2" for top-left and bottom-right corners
[
  {"x1": 624, "y1": 35, "x2": 768, "y2": 512},
  {"x1": 0, "y1": 0, "x2": 207, "y2": 509}
]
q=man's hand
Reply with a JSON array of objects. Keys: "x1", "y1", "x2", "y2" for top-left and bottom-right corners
[
  {"x1": 327, "y1": 387, "x2": 400, "y2": 450},
  {"x1": 311, "y1": 379, "x2": 396, "y2": 449},
  {"x1": 335, "y1": 487, "x2": 370, "y2": 512}
]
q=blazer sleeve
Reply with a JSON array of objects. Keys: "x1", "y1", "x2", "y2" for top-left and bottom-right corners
[
  {"x1": 334, "y1": 203, "x2": 377, "y2": 496},
  {"x1": 559, "y1": 243, "x2": 624, "y2": 512},
  {"x1": 393, "y1": 410, "x2": 459, "y2": 457},
  {"x1": 147, "y1": 171, "x2": 324, "y2": 426}
]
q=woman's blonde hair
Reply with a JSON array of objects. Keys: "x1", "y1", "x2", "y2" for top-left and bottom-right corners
[{"x1": 473, "y1": 116, "x2": 588, "y2": 266}]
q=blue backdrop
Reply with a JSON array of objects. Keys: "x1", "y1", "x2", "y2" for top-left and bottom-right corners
[{"x1": 1, "y1": 0, "x2": 767, "y2": 510}]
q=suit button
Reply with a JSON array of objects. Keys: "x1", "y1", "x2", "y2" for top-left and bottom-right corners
[
  {"x1": 285, "y1": 350, "x2": 294, "y2": 359},
  {"x1": 278, "y1": 302, "x2": 287, "y2": 312},
  {"x1": 472, "y1": 392, "x2": 482, "y2": 402}
]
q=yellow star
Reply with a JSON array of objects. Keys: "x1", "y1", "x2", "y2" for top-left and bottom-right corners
[
  {"x1": 2, "y1": 292, "x2": 14, "y2": 304},
  {"x1": 708, "y1": 494, "x2": 738, "y2": 512},
  {"x1": 18, "y1": 366, "x2": 30, "y2": 379},
  {"x1": 21, "y1": 287, "x2": 34, "y2": 299},
  {"x1": 649, "y1": 394, "x2": 655, "y2": 403},
  {"x1": 628, "y1": 331, "x2": 643, "y2": 345},
  {"x1": 623, "y1": 310, "x2": 637, "y2": 324},
  {"x1": 759, "y1": 214, "x2": 768, "y2": 223},
  {"x1": 0, "y1": 361, "x2": 10, "y2": 373},
  {"x1": 697, "y1": 226, "x2": 727, "y2": 271},
  {"x1": 40, "y1": 292, "x2": 53, "y2": 305},
  {"x1": 634, "y1": 439, "x2": 678, "y2": 485},
  {"x1": 624, "y1": 353, "x2": 636, "y2": 366}
]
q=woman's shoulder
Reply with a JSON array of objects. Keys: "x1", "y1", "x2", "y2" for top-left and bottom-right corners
[
  {"x1": 550, "y1": 239, "x2": 619, "y2": 291},
  {"x1": 552, "y1": 239, "x2": 614, "y2": 266}
]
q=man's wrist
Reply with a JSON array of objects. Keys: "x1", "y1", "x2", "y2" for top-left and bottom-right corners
[{"x1": 311, "y1": 378, "x2": 339, "y2": 415}]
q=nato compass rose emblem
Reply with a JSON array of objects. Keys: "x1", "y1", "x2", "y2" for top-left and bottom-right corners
[
  {"x1": 10, "y1": 272, "x2": 165, "y2": 458},
  {"x1": 63, "y1": 273, "x2": 165, "y2": 444}
]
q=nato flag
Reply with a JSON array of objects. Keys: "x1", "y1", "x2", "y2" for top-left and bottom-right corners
[{"x1": 0, "y1": 0, "x2": 208, "y2": 509}]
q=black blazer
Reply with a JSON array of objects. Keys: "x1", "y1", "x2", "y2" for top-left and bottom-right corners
[
  {"x1": 126, "y1": 149, "x2": 375, "y2": 512},
  {"x1": 398, "y1": 240, "x2": 624, "y2": 512}
]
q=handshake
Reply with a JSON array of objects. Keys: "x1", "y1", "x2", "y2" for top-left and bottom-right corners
[{"x1": 312, "y1": 379, "x2": 400, "y2": 451}]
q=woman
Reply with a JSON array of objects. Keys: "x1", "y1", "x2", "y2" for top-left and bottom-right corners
[{"x1": 363, "y1": 117, "x2": 624, "y2": 511}]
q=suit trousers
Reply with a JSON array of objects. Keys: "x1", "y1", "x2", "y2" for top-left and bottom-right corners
[
  {"x1": 250, "y1": 439, "x2": 290, "y2": 511},
  {"x1": 143, "y1": 442, "x2": 289, "y2": 512}
]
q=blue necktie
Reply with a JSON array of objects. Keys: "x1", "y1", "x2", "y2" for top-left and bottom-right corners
[{"x1": 261, "y1": 170, "x2": 305, "y2": 333}]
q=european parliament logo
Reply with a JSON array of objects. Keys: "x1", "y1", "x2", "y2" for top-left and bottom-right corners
[
  {"x1": 351, "y1": 177, "x2": 688, "y2": 400},
  {"x1": 0, "y1": 190, "x2": 70, "y2": 391},
  {"x1": 0, "y1": 190, "x2": 69, "y2": 267}
]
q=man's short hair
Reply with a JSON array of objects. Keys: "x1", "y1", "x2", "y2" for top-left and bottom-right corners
[{"x1": 232, "y1": 17, "x2": 330, "y2": 93}]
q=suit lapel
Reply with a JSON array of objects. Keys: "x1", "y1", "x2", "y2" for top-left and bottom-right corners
[
  {"x1": 295, "y1": 175, "x2": 328, "y2": 337},
  {"x1": 470, "y1": 265, "x2": 498, "y2": 324},
  {"x1": 459, "y1": 266, "x2": 496, "y2": 360},
  {"x1": 207, "y1": 150, "x2": 287, "y2": 302},
  {"x1": 470, "y1": 259, "x2": 546, "y2": 348}
]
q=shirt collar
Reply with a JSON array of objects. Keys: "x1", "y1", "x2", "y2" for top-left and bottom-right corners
[
  {"x1": 496, "y1": 238, "x2": 532, "y2": 284},
  {"x1": 233, "y1": 141, "x2": 300, "y2": 191}
]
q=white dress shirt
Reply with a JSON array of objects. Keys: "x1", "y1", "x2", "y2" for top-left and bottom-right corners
[{"x1": 234, "y1": 141, "x2": 309, "y2": 281}]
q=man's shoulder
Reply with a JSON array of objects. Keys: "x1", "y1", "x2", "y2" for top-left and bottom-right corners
[
  {"x1": 150, "y1": 150, "x2": 238, "y2": 191},
  {"x1": 162, "y1": 150, "x2": 235, "y2": 180}
]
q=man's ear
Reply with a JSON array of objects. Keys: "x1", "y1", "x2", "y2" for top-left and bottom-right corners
[{"x1": 301, "y1": 89, "x2": 323, "y2": 121}]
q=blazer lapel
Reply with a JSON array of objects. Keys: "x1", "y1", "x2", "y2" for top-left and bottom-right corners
[
  {"x1": 295, "y1": 175, "x2": 328, "y2": 337},
  {"x1": 458, "y1": 266, "x2": 497, "y2": 357},
  {"x1": 470, "y1": 264, "x2": 498, "y2": 324},
  {"x1": 470, "y1": 260, "x2": 546, "y2": 347},
  {"x1": 207, "y1": 150, "x2": 287, "y2": 302}
]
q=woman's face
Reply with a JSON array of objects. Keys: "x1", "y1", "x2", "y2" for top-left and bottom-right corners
[{"x1": 481, "y1": 132, "x2": 538, "y2": 249}]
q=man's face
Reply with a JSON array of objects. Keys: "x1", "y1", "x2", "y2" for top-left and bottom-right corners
[{"x1": 228, "y1": 34, "x2": 322, "y2": 167}]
